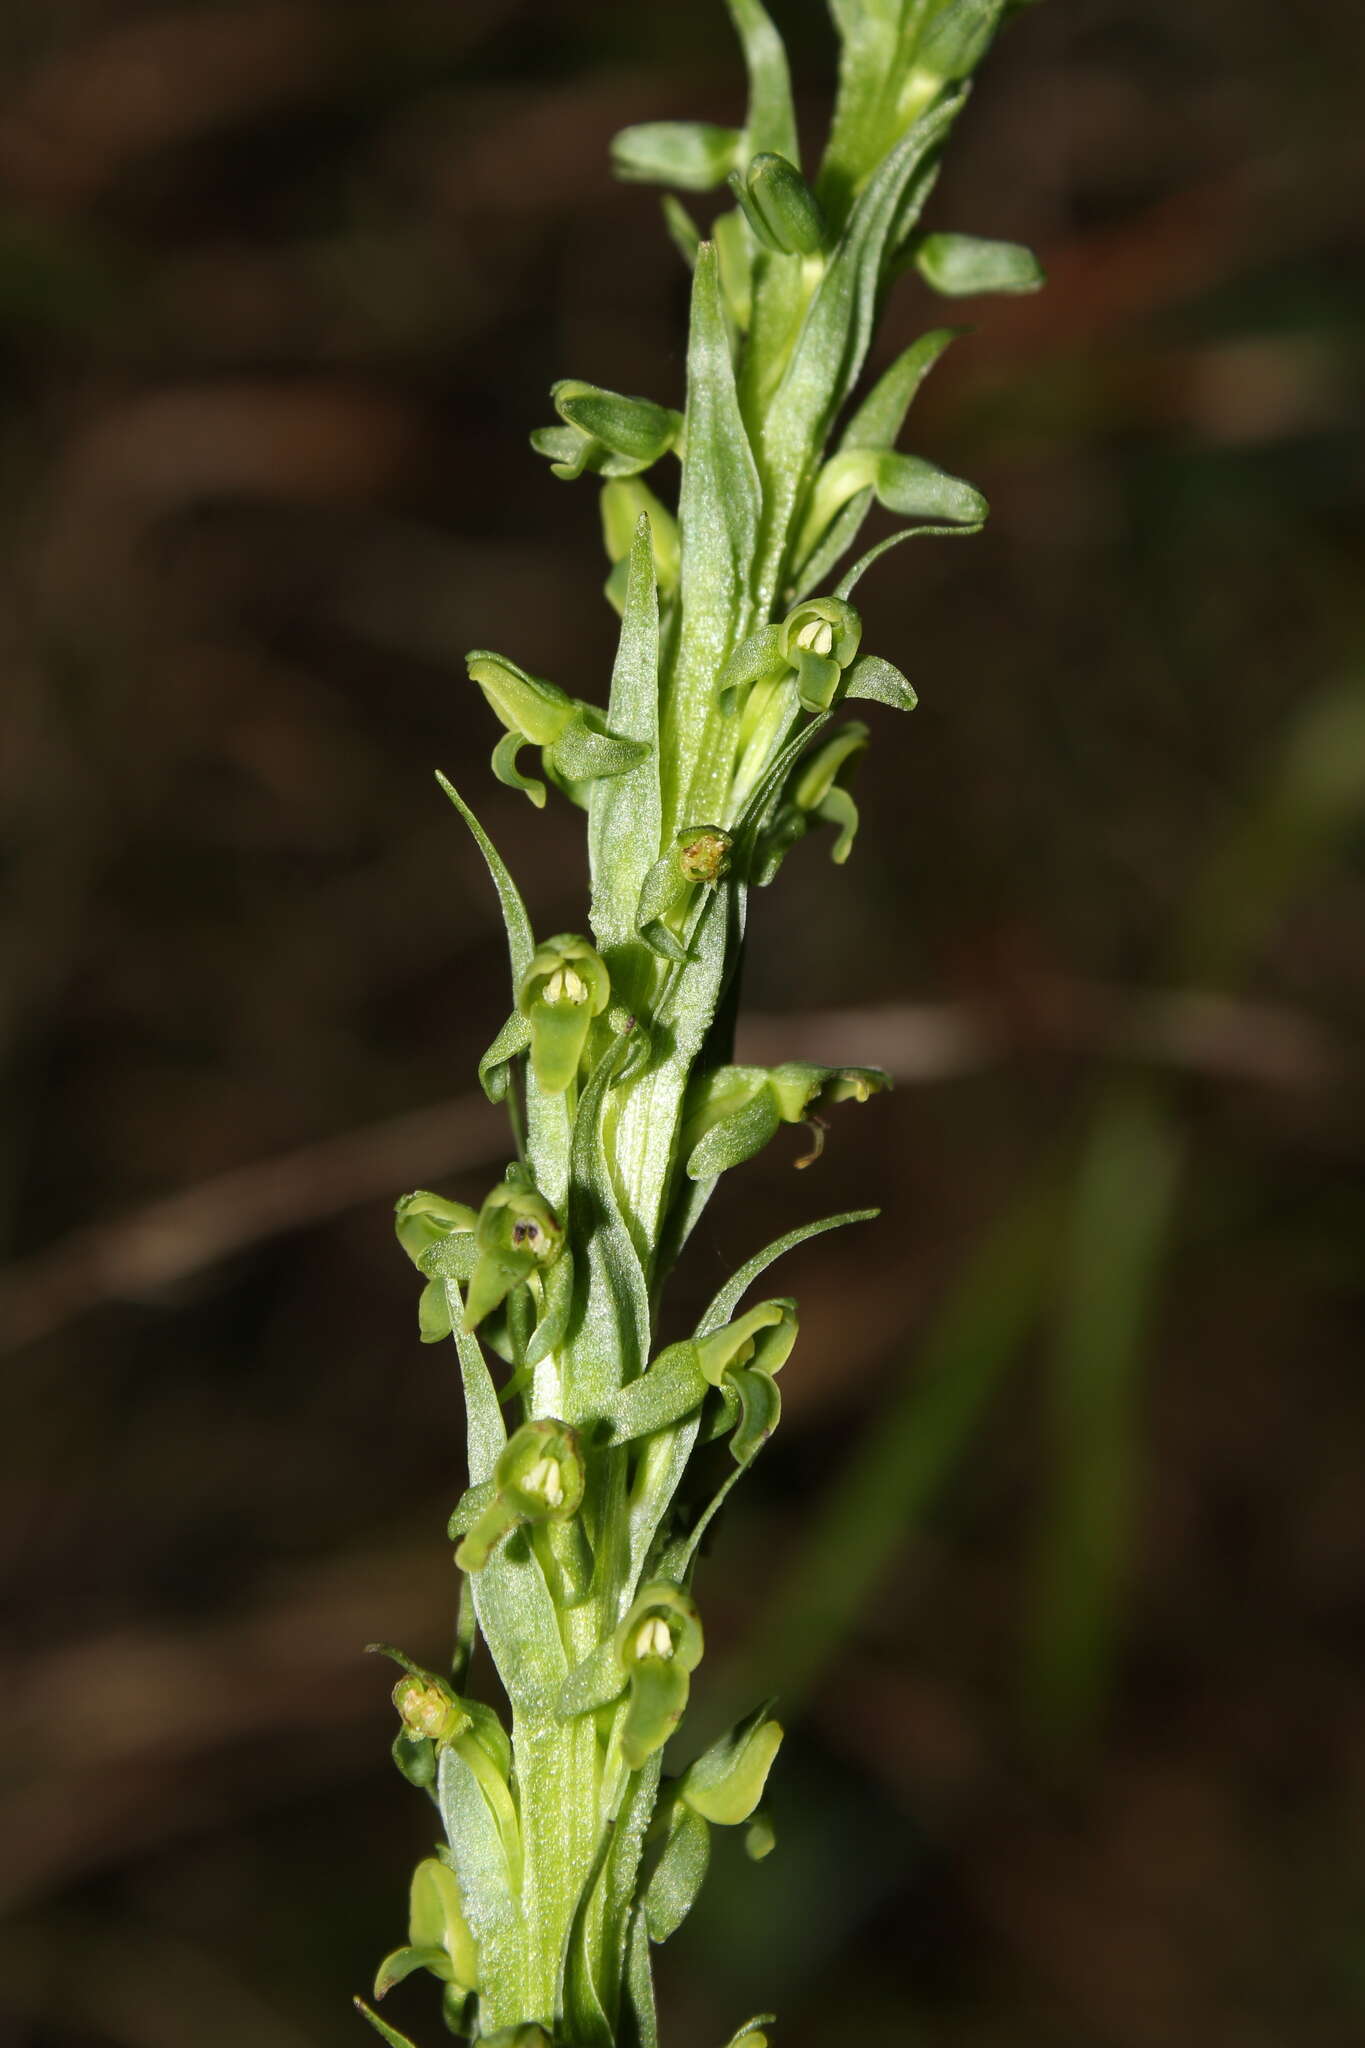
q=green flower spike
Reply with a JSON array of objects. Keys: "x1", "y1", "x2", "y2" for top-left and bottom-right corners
[
  {"x1": 533, "y1": 378, "x2": 683, "y2": 483},
  {"x1": 757, "y1": 721, "x2": 870, "y2": 884},
  {"x1": 373, "y1": 1856, "x2": 480, "y2": 2008},
  {"x1": 637, "y1": 825, "x2": 734, "y2": 961},
  {"x1": 463, "y1": 1178, "x2": 565, "y2": 1334},
  {"x1": 455, "y1": 1418, "x2": 586, "y2": 1574},
  {"x1": 393, "y1": 1190, "x2": 477, "y2": 1344},
  {"x1": 683, "y1": 1061, "x2": 889, "y2": 1180},
  {"x1": 467, "y1": 649, "x2": 649, "y2": 809},
  {"x1": 516, "y1": 933, "x2": 611, "y2": 1094},
  {"x1": 728, "y1": 151, "x2": 828, "y2": 256},
  {"x1": 615, "y1": 1582, "x2": 704, "y2": 1771}
]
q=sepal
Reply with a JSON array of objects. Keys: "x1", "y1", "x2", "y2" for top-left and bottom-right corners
[
  {"x1": 918, "y1": 0, "x2": 1010, "y2": 85},
  {"x1": 913, "y1": 229, "x2": 1045, "y2": 295},
  {"x1": 679, "y1": 1701, "x2": 784, "y2": 1825},
  {"x1": 612, "y1": 120, "x2": 743, "y2": 190}
]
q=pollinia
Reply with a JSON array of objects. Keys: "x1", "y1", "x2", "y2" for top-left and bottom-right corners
[{"x1": 361, "y1": 6, "x2": 1041, "y2": 2045}]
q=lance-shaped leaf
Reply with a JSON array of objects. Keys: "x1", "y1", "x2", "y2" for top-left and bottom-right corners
[
  {"x1": 642, "y1": 1801, "x2": 712, "y2": 1943},
  {"x1": 614, "y1": 1583, "x2": 704, "y2": 1770},
  {"x1": 455, "y1": 1417, "x2": 587, "y2": 1573},
  {"x1": 636, "y1": 824, "x2": 733, "y2": 960},
  {"x1": 515, "y1": 933, "x2": 611, "y2": 1094},
  {"x1": 600, "y1": 479, "x2": 679, "y2": 615},
  {"x1": 611, "y1": 121, "x2": 743, "y2": 190},
  {"x1": 666, "y1": 240, "x2": 761, "y2": 829},
  {"x1": 913, "y1": 229, "x2": 1045, "y2": 295},
  {"x1": 432, "y1": 778, "x2": 533, "y2": 1104},
  {"x1": 791, "y1": 325, "x2": 961, "y2": 596},
  {"x1": 726, "y1": 0, "x2": 797, "y2": 163},
  {"x1": 680, "y1": 1701, "x2": 784, "y2": 1826},
  {"x1": 353, "y1": 1997, "x2": 426, "y2": 2048}
]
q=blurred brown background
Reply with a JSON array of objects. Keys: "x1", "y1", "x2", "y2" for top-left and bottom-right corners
[{"x1": 2, "y1": 2, "x2": 1363, "y2": 2044}]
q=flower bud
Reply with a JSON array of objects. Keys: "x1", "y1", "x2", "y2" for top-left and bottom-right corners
[
  {"x1": 392, "y1": 1674, "x2": 471, "y2": 1749},
  {"x1": 733, "y1": 152, "x2": 828, "y2": 256},
  {"x1": 516, "y1": 934, "x2": 611, "y2": 1094},
  {"x1": 637, "y1": 826, "x2": 733, "y2": 960},
  {"x1": 552, "y1": 380, "x2": 682, "y2": 467},
  {"x1": 614, "y1": 1582, "x2": 704, "y2": 1770}
]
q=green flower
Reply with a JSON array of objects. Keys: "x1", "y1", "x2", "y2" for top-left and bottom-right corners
[
  {"x1": 533, "y1": 377, "x2": 683, "y2": 482},
  {"x1": 464, "y1": 1178, "x2": 565, "y2": 1334},
  {"x1": 637, "y1": 825, "x2": 733, "y2": 960},
  {"x1": 516, "y1": 933, "x2": 611, "y2": 1094},
  {"x1": 757, "y1": 721, "x2": 870, "y2": 883},
  {"x1": 455, "y1": 1418, "x2": 587, "y2": 1574},
  {"x1": 614, "y1": 1582, "x2": 704, "y2": 1770},
  {"x1": 467, "y1": 649, "x2": 650, "y2": 808},
  {"x1": 683, "y1": 1061, "x2": 889, "y2": 1180}
]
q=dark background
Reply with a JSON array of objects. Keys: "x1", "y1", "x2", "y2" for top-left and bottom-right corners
[{"x1": 2, "y1": 2, "x2": 1363, "y2": 2044}]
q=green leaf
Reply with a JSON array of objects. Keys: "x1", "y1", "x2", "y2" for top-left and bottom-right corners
[
  {"x1": 613, "y1": 121, "x2": 742, "y2": 190},
  {"x1": 557, "y1": 1635, "x2": 628, "y2": 1720},
  {"x1": 914, "y1": 230, "x2": 1044, "y2": 295},
  {"x1": 437, "y1": 1742, "x2": 525, "y2": 2011},
  {"x1": 695, "y1": 1204, "x2": 875, "y2": 1335},
  {"x1": 625, "y1": 1906, "x2": 659, "y2": 2048},
  {"x1": 589, "y1": 517, "x2": 663, "y2": 950},
  {"x1": 448, "y1": 1286, "x2": 508, "y2": 1487},
  {"x1": 665, "y1": 241, "x2": 761, "y2": 830},
  {"x1": 726, "y1": 0, "x2": 798, "y2": 162},
  {"x1": 565, "y1": 1030, "x2": 653, "y2": 1413},
  {"x1": 832, "y1": 515, "x2": 987, "y2": 599},
  {"x1": 353, "y1": 1997, "x2": 425, "y2": 2048},
  {"x1": 602, "y1": 1342, "x2": 710, "y2": 1444},
  {"x1": 434, "y1": 776, "x2": 534, "y2": 987},
  {"x1": 643, "y1": 1803, "x2": 712, "y2": 1942}
]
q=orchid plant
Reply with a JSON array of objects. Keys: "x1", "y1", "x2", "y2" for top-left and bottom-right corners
[{"x1": 359, "y1": 5, "x2": 1041, "y2": 2045}]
